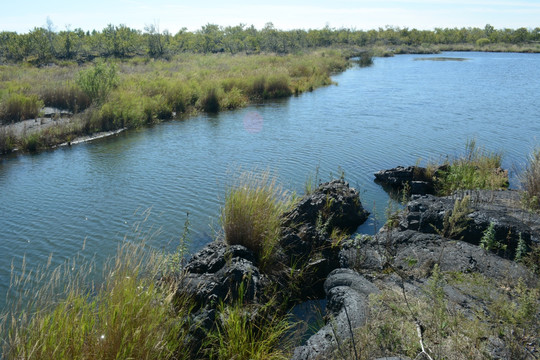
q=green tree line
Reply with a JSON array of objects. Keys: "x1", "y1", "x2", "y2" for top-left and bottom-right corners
[{"x1": 1, "y1": 22, "x2": 539, "y2": 64}]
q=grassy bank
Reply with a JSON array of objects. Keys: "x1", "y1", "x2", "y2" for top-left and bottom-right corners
[{"x1": 0, "y1": 49, "x2": 349, "y2": 153}]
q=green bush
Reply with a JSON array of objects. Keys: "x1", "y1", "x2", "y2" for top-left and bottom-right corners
[
  {"x1": 76, "y1": 61, "x2": 119, "y2": 104},
  {"x1": 21, "y1": 133, "x2": 41, "y2": 152},
  {"x1": 247, "y1": 76, "x2": 266, "y2": 99},
  {"x1": 221, "y1": 87, "x2": 247, "y2": 110},
  {"x1": 0, "y1": 93, "x2": 43, "y2": 123},
  {"x1": 476, "y1": 38, "x2": 491, "y2": 47}
]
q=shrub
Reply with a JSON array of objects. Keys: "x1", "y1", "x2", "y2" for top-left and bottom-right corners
[
  {"x1": 358, "y1": 52, "x2": 374, "y2": 67},
  {"x1": 76, "y1": 60, "x2": 119, "y2": 104},
  {"x1": 0, "y1": 93, "x2": 43, "y2": 123},
  {"x1": 40, "y1": 84, "x2": 91, "y2": 112},
  {"x1": 221, "y1": 171, "x2": 291, "y2": 270},
  {"x1": 476, "y1": 38, "x2": 491, "y2": 47},
  {"x1": 520, "y1": 148, "x2": 540, "y2": 211},
  {"x1": 247, "y1": 76, "x2": 266, "y2": 99},
  {"x1": 164, "y1": 82, "x2": 192, "y2": 113},
  {"x1": 480, "y1": 221, "x2": 507, "y2": 252}
]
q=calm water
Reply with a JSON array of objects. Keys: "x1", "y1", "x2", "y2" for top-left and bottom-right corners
[{"x1": 1, "y1": 52, "x2": 539, "y2": 310}]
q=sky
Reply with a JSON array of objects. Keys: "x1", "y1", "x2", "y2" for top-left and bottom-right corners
[{"x1": 2, "y1": 0, "x2": 539, "y2": 34}]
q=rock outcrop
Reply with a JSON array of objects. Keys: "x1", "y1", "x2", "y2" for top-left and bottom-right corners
[
  {"x1": 174, "y1": 180, "x2": 369, "y2": 356},
  {"x1": 401, "y1": 190, "x2": 540, "y2": 258},
  {"x1": 291, "y1": 269, "x2": 378, "y2": 360},
  {"x1": 295, "y1": 189, "x2": 539, "y2": 359},
  {"x1": 374, "y1": 165, "x2": 443, "y2": 195}
]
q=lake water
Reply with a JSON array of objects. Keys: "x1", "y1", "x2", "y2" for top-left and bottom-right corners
[{"x1": 1, "y1": 52, "x2": 539, "y2": 310}]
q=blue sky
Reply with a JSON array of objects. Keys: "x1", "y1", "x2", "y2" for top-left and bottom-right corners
[{"x1": 2, "y1": 0, "x2": 539, "y2": 34}]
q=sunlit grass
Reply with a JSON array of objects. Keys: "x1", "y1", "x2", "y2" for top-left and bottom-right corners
[
  {"x1": 435, "y1": 139, "x2": 508, "y2": 195},
  {"x1": 0, "y1": 50, "x2": 349, "y2": 151},
  {"x1": 1, "y1": 240, "x2": 193, "y2": 360},
  {"x1": 221, "y1": 171, "x2": 293, "y2": 271}
]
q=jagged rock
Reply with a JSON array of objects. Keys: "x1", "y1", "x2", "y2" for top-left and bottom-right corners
[
  {"x1": 280, "y1": 180, "x2": 369, "y2": 298},
  {"x1": 400, "y1": 190, "x2": 540, "y2": 258},
  {"x1": 291, "y1": 269, "x2": 378, "y2": 360},
  {"x1": 283, "y1": 179, "x2": 369, "y2": 233},
  {"x1": 179, "y1": 241, "x2": 267, "y2": 308}
]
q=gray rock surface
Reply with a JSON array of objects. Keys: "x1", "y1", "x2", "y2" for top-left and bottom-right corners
[
  {"x1": 401, "y1": 190, "x2": 540, "y2": 258},
  {"x1": 291, "y1": 269, "x2": 378, "y2": 360}
]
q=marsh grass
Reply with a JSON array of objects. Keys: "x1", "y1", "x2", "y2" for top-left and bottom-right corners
[
  {"x1": 221, "y1": 171, "x2": 292, "y2": 271},
  {"x1": 0, "y1": 93, "x2": 43, "y2": 123},
  {"x1": 0, "y1": 126, "x2": 15, "y2": 154},
  {"x1": 39, "y1": 83, "x2": 91, "y2": 113},
  {"x1": 0, "y1": 240, "x2": 193, "y2": 360},
  {"x1": 435, "y1": 140, "x2": 508, "y2": 195},
  {"x1": 519, "y1": 148, "x2": 540, "y2": 211},
  {"x1": 1, "y1": 50, "x2": 349, "y2": 150}
]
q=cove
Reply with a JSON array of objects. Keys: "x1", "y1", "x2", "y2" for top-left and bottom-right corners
[{"x1": 1, "y1": 52, "x2": 539, "y2": 311}]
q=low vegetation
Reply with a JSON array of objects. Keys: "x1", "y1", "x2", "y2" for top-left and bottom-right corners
[
  {"x1": 434, "y1": 139, "x2": 508, "y2": 195},
  {"x1": 1, "y1": 236, "x2": 296, "y2": 359},
  {"x1": 0, "y1": 50, "x2": 349, "y2": 153},
  {"x1": 520, "y1": 147, "x2": 540, "y2": 211},
  {"x1": 334, "y1": 267, "x2": 539, "y2": 360}
]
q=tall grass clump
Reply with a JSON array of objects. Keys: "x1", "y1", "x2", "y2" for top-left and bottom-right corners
[
  {"x1": 0, "y1": 93, "x2": 43, "y2": 123},
  {"x1": 76, "y1": 60, "x2": 119, "y2": 104},
  {"x1": 221, "y1": 171, "x2": 291, "y2": 270},
  {"x1": 198, "y1": 87, "x2": 221, "y2": 113},
  {"x1": 39, "y1": 84, "x2": 91, "y2": 112},
  {"x1": 205, "y1": 289, "x2": 294, "y2": 360},
  {"x1": 520, "y1": 148, "x2": 540, "y2": 211},
  {"x1": 264, "y1": 75, "x2": 292, "y2": 99},
  {"x1": 0, "y1": 127, "x2": 16, "y2": 154},
  {"x1": 1, "y1": 241, "x2": 193, "y2": 360},
  {"x1": 436, "y1": 139, "x2": 508, "y2": 195}
]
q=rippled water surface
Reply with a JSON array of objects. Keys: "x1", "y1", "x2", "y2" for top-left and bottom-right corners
[{"x1": 1, "y1": 52, "x2": 539, "y2": 309}]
